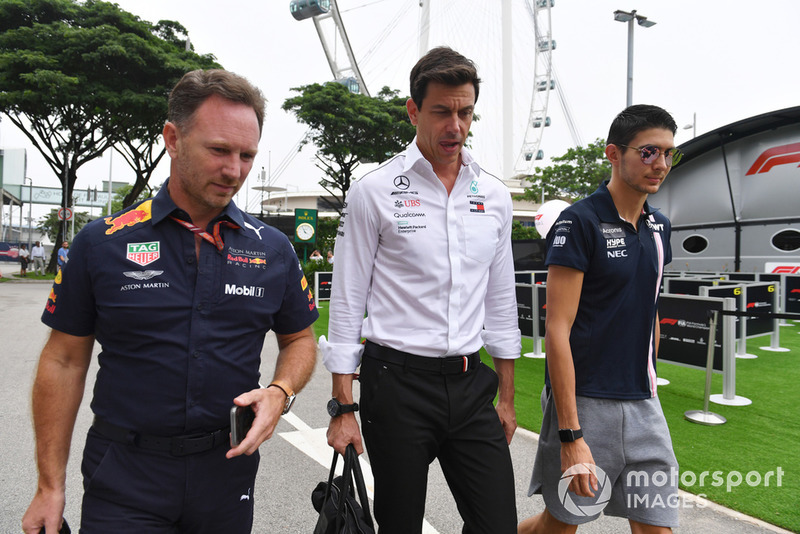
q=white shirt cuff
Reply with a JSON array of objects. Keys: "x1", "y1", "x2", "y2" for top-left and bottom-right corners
[
  {"x1": 319, "y1": 335, "x2": 365, "y2": 374},
  {"x1": 482, "y1": 328, "x2": 522, "y2": 359}
]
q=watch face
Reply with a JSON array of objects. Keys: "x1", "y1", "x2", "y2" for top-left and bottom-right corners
[
  {"x1": 296, "y1": 222, "x2": 315, "y2": 241},
  {"x1": 327, "y1": 398, "x2": 340, "y2": 417}
]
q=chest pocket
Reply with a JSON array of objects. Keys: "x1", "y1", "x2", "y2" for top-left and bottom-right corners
[{"x1": 462, "y1": 215, "x2": 499, "y2": 263}]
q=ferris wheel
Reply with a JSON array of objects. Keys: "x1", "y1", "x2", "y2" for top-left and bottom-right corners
[
  {"x1": 514, "y1": 0, "x2": 554, "y2": 176},
  {"x1": 290, "y1": 0, "x2": 557, "y2": 180}
]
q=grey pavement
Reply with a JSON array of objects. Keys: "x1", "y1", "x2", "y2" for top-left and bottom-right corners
[{"x1": 0, "y1": 280, "x2": 792, "y2": 533}]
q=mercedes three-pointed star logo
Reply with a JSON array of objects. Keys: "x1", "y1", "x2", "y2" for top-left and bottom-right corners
[{"x1": 393, "y1": 175, "x2": 410, "y2": 190}]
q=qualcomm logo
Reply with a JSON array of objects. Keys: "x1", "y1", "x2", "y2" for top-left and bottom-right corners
[
  {"x1": 225, "y1": 284, "x2": 264, "y2": 298},
  {"x1": 557, "y1": 463, "x2": 612, "y2": 517}
]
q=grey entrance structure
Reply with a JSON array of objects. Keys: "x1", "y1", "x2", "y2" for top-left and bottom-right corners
[{"x1": 650, "y1": 106, "x2": 800, "y2": 273}]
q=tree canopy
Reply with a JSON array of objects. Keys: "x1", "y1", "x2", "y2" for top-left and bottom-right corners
[
  {"x1": 0, "y1": 0, "x2": 220, "y2": 268},
  {"x1": 282, "y1": 83, "x2": 416, "y2": 212},
  {"x1": 516, "y1": 138, "x2": 611, "y2": 204}
]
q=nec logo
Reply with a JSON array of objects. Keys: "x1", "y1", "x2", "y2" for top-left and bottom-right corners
[
  {"x1": 224, "y1": 284, "x2": 264, "y2": 298},
  {"x1": 607, "y1": 250, "x2": 628, "y2": 258},
  {"x1": 746, "y1": 142, "x2": 800, "y2": 175}
]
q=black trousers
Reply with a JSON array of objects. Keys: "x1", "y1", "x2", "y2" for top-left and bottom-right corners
[{"x1": 360, "y1": 343, "x2": 517, "y2": 534}]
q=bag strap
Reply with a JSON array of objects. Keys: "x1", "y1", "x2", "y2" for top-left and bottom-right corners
[
  {"x1": 335, "y1": 446, "x2": 355, "y2": 532},
  {"x1": 345, "y1": 444, "x2": 375, "y2": 529},
  {"x1": 320, "y1": 448, "x2": 338, "y2": 511}
]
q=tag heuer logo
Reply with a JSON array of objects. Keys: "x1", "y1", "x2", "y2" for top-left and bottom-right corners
[{"x1": 127, "y1": 241, "x2": 160, "y2": 267}]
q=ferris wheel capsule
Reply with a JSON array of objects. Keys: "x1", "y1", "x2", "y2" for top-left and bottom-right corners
[{"x1": 289, "y1": 0, "x2": 331, "y2": 21}]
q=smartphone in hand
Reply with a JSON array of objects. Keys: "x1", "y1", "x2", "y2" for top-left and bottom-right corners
[{"x1": 230, "y1": 405, "x2": 255, "y2": 447}]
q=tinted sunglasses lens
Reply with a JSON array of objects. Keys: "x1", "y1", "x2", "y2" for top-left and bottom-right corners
[
  {"x1": 669, "y1": 149, "x2": 683, "y2": 166},
  {"x1": 639, "y1": 145, "x2": 659, "y2": 164}
]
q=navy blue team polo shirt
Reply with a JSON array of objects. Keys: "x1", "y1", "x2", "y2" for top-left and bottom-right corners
[
  {"x1": 544, "y1": 181, "x2": 671, "y2": 400},
  {"x1": 43, "y1": 181, "x2": 318, "y2": 435}
]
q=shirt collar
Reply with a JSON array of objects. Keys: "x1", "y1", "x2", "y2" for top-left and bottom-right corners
[
  {"x1": 151, "y1": 178, "x2": 246, "y2": 228},
  {"x1": 592, "y1": 180, "x2": 659, "y2": 224},
  {"x1": 402, "y1": 137, "x2": 481, "y2": 177}
]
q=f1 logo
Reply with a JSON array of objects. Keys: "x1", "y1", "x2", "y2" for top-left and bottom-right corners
[{"x1": 746, "y1": 142, "x2": 800, "y2": 175}]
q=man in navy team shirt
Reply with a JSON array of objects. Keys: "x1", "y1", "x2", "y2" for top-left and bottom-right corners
[
  {"x1": 22, "y1": 70, "x2": 318, "y2": 534},
  {"x1": 520, "y1": 105, "x2": 683, "y2": 534}
]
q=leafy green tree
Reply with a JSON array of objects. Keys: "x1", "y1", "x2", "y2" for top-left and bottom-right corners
[
  {"x1": 37, "y1": 208, "x2": 91, "y2": 244},
  {"x1": 512, "y1": 220, "x2": 541, "y2": 240},
  {"x1": 516, "y1": 138, "x2": 611, "y2": 204},
  {"x1": 0, "y1": 0, "x2": 219, "y2": 267},
  {"x1": 109, "y1": 182, "x2": 157, "y2": 215},
  {"x1": 282, "y1": 83, "x2": 416, "y2": 213}
]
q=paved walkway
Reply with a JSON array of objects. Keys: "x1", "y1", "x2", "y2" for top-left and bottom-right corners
[{"x1": 0, "y1": 280, "x2": 791, "y2": 533}]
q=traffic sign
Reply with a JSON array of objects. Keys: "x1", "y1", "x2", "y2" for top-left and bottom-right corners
[{"x1": 58, "y1": 207, "x2": 74, "y2": 221}]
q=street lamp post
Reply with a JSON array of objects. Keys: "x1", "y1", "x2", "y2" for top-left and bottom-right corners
[
  {"x1": 25, "y1": 176, "x2": 33, "y2": 250},
  {"x1": 683, "y1": 112, "x2": 697, "y2": 138},
  {"x1": 259, "y1": 167, "x2": 266, "y2": 219},
  {"x1": 614, "y1": 9, "x2": 656, "y2": 107}
]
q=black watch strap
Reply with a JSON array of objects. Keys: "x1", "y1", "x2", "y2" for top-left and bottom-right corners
[{"x1": 558, "y1": 428, "x2": 583, "y2": 443}]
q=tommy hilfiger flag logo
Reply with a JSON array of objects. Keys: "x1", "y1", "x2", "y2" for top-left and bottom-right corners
[
  {"x1": 127, "y1": 241, "x2": 160, "y2": 267},
  {"x1": 469, "y1": 200, "x2": 485, "y2": 213}
]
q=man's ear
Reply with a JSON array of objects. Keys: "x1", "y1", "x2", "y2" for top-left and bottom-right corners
[
  {"x1": 406, "y1": 98, "x2": 419, "y2": 126},
  {"x1": 163, "y1": 122, "x2": 180, "y2": 158},
  {"x1": 605, "y1": 144, "x2": 620, "y2": 164}
]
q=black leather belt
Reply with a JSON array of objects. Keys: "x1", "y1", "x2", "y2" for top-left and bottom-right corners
[
  {"x1": 365, "y1": 340, "x2": 480, "y2": 375},
  {"x1": 92, "y1": 417, "x2": 229, "y2": 457}
]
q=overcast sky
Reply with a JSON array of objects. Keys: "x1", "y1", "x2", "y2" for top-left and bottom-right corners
[{"x1": 2, "y1": 0, "x2": 799, "y2": 217}]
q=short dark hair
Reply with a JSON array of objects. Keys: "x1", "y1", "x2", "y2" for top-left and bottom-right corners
[
  {"x1": 168, "y1": 69, "x2": 266, "y2": 135},
  {"x1": 409, "y1": 47, "x2": 481, "y2": 108},
  {"x1": 607, "y1": 104, "x2": 678, "y2": 149}
]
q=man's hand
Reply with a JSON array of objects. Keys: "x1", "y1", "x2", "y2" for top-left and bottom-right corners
[
  {"x1": 21, "y1": 487, "x2": 65, "y2": 534},
  {"x1": 495, "y1": 399, "x2": 517, "y2": 444},
  {"x1": 561, "y1": 439, "x2": 598, "y2": 497},
  {"x1": 327, "y1": 411, "x2": 363, "y2": 456},
  {"x1": 226, "y1": 386, "x2": 286, "y2": 459}
]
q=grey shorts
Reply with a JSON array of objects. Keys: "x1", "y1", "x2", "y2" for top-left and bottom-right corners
[{"x1": 528, "y1": 387, "x2": 679, "y2": 528}]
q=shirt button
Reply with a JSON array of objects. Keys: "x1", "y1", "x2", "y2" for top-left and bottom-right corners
[
  {"x1": 196, "y1": 304, "x2": 203, "y2": 311},
  {"x1": 187, "y1": 256, "x2": 194, "y2": 264},
  {"x1": 192, "y1": 351, "x2": 199, "y2": 359}
]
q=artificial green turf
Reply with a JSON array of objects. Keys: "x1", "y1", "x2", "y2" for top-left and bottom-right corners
[{"x1": 313, "y1": 304, "x2": 799, "y2": 531}]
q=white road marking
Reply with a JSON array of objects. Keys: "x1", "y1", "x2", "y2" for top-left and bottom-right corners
[{"x1": 279, "y1": 412, "x2": 440, "y2": 534}]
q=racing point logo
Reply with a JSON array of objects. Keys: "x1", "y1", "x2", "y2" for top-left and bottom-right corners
[{"x1": 557, "y1": 463, "x2": 612, "y2": 517}]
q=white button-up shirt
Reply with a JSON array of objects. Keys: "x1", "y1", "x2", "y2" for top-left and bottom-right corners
[{"x1": 321, "y1": 140, "x2": 521, "y2": 374}]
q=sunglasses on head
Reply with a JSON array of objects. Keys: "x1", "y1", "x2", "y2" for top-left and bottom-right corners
[{"x1": 616, "y1": 144, "x2": 683, "y2": 167}]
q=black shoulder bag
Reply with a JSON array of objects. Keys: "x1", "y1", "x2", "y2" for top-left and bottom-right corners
[{"x1": 312, "y1": 444, "x2": 375, "y2": 534}]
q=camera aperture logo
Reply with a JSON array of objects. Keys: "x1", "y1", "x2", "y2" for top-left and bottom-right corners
[{"x1": 558, "y1": 463, "x2": 612, "y2": 517}]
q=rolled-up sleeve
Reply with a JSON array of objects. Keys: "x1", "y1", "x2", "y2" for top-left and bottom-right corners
[
  {"x1": 482, "y1": 193, "x2": 521, "y2": 360},
  {"x1": 323, "y1": 180, "x2": 379, "y2": 374}
]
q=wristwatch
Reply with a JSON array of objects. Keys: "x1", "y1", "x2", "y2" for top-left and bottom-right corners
[
  {"x1": 558, "y1": 428, "x2": 583, "y2": 443},
  {"x1": 327, "y1": 397, "x2": 359, "y2": 418},
  {"x1": 268, "y1": 381, "x2": 296, "y2": 415}
]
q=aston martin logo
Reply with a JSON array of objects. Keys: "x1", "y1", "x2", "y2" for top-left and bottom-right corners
[{"x1": 123, "y1": 270, "x2": 164, "y2": 281}]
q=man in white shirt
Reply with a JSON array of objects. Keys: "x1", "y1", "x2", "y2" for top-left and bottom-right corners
[
  {"x1": 321, "y1": 47, "x2": 520, "y2": 534},
  {"x1": 31, "y1": 241, "x2": 46, "y2": 275}
]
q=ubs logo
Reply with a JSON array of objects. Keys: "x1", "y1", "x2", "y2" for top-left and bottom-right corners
[
  {"x1": 395, "y1": 199, "x2": 421, "y2": 208},
  {"x1": 394, "y1": 175, "x2": 410, "y2": 190}
]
